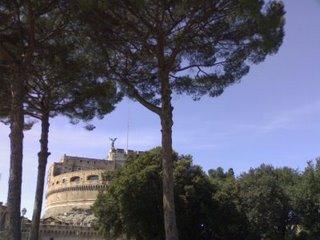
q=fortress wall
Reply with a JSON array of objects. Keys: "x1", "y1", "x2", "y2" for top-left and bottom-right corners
[
  {"x1": 44, "y1": 170, "x2": 109, "y2": 218},
  {"x1": 47, "y1": 169, "x2": 107, "y2": 190},
  {"x1": 45, "y1": 188, "x2": 107, "y2": 217},
  {"x1": 48, "y1": 149, "x2": 143, "y2": 178},
  {"x1": 50, "y1": 156, "x2": 116, "y2": 176},
  {"x1": 61, "y1": 156, "x2": 108, "y2": 168},
  {"x1": 19, "y1": 223, "x2": 105, "y2": 240},
  {"x1": 39, "y1": 224, "x2": 104, "y2": 240},
  {"x1": 44, "y1": 149, "x2": 144, "y2": 218}
]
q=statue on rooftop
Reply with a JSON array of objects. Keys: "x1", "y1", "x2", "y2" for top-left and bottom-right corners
[{"x1": 109, "y1": 138, "x2": 117, "y2": 149}]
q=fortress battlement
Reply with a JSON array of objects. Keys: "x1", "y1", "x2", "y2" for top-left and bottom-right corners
[{"x1": 49, "y1": 155, "x2": 113, "y2": 177}]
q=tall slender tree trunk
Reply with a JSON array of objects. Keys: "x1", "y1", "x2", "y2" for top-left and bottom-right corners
[
  {"x1": 29, "y1": 112, "x2": 50, "y2": 240},
  {"x1": 160, "y1": 70, "x2": 179, "y2": 240},
  {"x1": 6, "y1": 71, "x2": 25, "y2": 240}
]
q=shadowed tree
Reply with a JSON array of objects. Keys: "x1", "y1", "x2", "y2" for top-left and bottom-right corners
[
  {"x1": 26, "y1": 39, "x2": 122, "y2": 240},
  {"x1": 0, "y1": 2, "x2": 121, "y2": 239},
  {"x1": 77, "y1": 1, "x2": 285, "y2": 239},
  {"x1": 209, "y1": 167, "x2": 250, "y2": 239},
  {"x1": 292, "y1": 159, "x2": 320, "y2": 238},
  {"x1": 0, "y1": 1, "x2": 38, "y2": 238},
  {"x1": 93, "y1": 151, "x2": 320, "y2": 239},
  {"x1": 238, "y1": 165, "x2": 292, "y2": 239},
  {"x1": 0, "y1": 73, "x2": 10, "y2": 121}
]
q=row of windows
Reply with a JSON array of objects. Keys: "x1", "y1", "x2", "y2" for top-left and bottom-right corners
[
  {"x1": 65, "y1": 159, "x2": 100, "y2": 165},
  {"x1": 51, "y1": 175, "x2": 99, "y2": 186},
  {"x1": 79, "y1": 160, "x2": 97, "y2": 164}
]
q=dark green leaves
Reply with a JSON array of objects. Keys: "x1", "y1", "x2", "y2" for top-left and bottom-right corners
[
  {"x1": 94, "y1": 152, "x2": 320, "y2": 240},
  {"x1": 77, "y1": 0, "x2": 285, "y2": 104}
]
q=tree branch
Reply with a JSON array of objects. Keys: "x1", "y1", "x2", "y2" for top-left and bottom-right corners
[
  {"x1": 121, "y1": 78, "x2": 161, "y2": 115},
  {"x1": 174, "y1": 61, "x2": 226, "y2": 73}
]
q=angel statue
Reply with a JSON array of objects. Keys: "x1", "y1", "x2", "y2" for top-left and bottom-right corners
[{"x1": 109, "y1": 137, "x2": 117, "y2": 149}]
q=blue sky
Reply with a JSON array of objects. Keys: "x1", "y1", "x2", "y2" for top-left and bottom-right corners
[{"x1": 1, "y1": 0, "x2": 320, "y2": 218}]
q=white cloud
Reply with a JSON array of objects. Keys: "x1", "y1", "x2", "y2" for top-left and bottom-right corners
[
  {"x1": 172, "y1": 101, "x2": 320, "y2": 151},
  {"x1": 244, "y1": 101, "x2": 320, "y2": 134}
]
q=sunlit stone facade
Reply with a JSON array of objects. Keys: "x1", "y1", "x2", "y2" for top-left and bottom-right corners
[
  {"x1": 44, "y1": 147, "x2": 143, "y2": 218},
  {"x1": 0, "y1": 145, "x2": 143, "y2": 240}
]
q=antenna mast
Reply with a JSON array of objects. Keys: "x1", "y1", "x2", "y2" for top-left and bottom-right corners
[{"x1": 126, "y1": 100, "x2": 130, "y2": 153}]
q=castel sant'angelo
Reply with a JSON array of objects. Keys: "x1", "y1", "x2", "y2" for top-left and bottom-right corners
[{"x1": 0, "y1": 139, "x2": 144, "y2": 240}]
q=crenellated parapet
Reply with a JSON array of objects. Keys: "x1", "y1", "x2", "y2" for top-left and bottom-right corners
[{"x1": 48, "y1": 155, "x2": 115, "y2": 177}]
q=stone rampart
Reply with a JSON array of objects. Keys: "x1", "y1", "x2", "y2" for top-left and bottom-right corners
[
  {"x1": 49, "y1": 155, "x2": 116, "y2": 177},
  {"x1": 44, "y1": 149, "x2": 145, "y2": 218},
  {"x1": 44, "y1": 169, "x2": 109, "y2": 218}
]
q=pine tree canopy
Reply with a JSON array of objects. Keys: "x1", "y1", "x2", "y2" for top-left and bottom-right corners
[
  {"x1": 0, "y1": 0, "x2": 122, "y2": 127},
  {"x1": 77, "y1": 0, "x2": 285, "y2": 108}
]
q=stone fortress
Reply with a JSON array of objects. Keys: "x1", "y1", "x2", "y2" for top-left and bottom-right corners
[
  {"x1": 0, "y1": 139, "x2": 144, "y2": 240},
  {"x1": 44, "y1": 138, "x2": 144, "y2": 218}
]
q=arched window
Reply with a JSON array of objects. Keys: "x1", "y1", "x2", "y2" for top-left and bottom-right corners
[
  {"x1": 70, "y1": 176, "x2": 80, "y2": 182},
  {"x1": 87, "y1": 175, "x2": 99, "y2": 181}
]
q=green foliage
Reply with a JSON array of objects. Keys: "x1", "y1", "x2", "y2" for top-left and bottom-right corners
[
  {"x1": 209, "y1": 168, "x2": 250, "y2": 239},
  {"x1": 77, "y1": 3, "x2": 285, "y2": 239},
  {"x1": 94, "y1": 152, "x2": 320, "y2": 240},
  {"x1": 93, "y1": 148, "x2": 215, "y2": 240},
  {"x1": 26, "y1": 34, "x2": 122, "y2": 125},
  {"x1": 238, "y1": 165, "x2": 293, "y2": 239},
  {"x1": 174, "y1": 158, "x2": 215, "y2": 240},
  {"x1": 292, "y1": 159, "x2": 320, "y2": 238},
  {"x1": 93, "y1": 148, "x2": 164, "y2": 239}
]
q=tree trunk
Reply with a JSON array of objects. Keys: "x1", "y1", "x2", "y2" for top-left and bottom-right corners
[
  {"x1": 29, "y1": 113, "x2": 50, "y2": 240},
  {"x1": 160, "y1": 71, "x2": 179, "y2": 240},
  {"x1": 6, "y1": 72, "x2": 25, "y2": 240}
]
